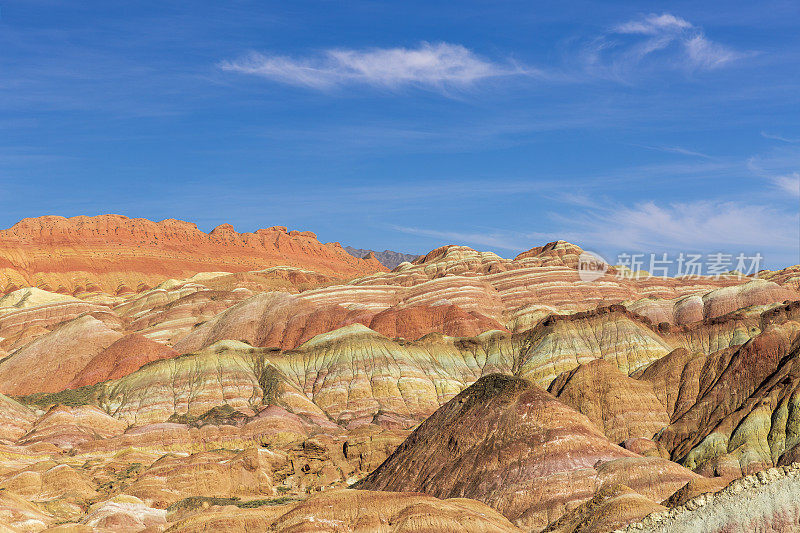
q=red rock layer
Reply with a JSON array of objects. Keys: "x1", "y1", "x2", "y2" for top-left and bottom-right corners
[
  {"x1": 67, "y1": 333, "x2": 179, "y2": 388},
  {"x1": 0, "y1": 215, "x2": 386, "y2": 294},
  {"x1": 0, "y1": 315, "x2": 124, "y2": 396},
  {"x1": 302, "y1": 243, "x2": 798, "y2": 333},
  {"x1": 174, "y1": 292, "x2": 505, "y2": 352},
  {"x1": 0, "y1": 300, "x2": 111, "y2": 353}
]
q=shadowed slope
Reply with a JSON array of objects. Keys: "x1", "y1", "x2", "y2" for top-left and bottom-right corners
[
  {"x1": 358, "y1": 374, "x2": 697, "y2": 531},
  {"x1": 344, "y1": 246, "x2": 421, "y2": 269},
  {"x1": 654, "y1": 318, "x2": 800, "y2": 474}
]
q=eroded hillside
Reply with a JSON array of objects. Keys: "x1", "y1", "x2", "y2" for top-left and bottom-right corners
[{"x1": 0, "y1": 218, "x2": 798, "y2": 532}]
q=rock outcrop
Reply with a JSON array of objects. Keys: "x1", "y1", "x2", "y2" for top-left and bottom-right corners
[
  {"x1": 0, "y1": 314, "x2": 124, "y2": 395},
  {"x1": 653, "y1": 318, "x2": 800, "y2": 475},
  {"x1": 0, "y1": 215, "x2": 386, "y2": 295},
  {"x1": 619, "y1": 464, "x2": 800, "y2": 533}
]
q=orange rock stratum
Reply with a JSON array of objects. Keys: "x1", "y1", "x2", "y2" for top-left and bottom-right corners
[{"x1": 0, "y1": 214, "x2": 386, "y2": 295}]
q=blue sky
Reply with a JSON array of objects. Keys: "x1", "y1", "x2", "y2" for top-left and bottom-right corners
[{"x1": 1, "y1": 1, "x2": 798, "y2": 268}]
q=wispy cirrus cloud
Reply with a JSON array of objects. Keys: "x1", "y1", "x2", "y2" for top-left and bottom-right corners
[
  {"x1": 639, "y1": 144, "x2": 715, "y2": 159},
  {"x1": 574, "y1": 200, "x2": 798, "y2": 250},
  {"x1": 773, "y1": 172, "x2": 800, "y2": 196},
  {"x1": 761, "y1": 131, "x2": 800, "y2": 143},
  {"x1": 221, "y1": 14, "x2": 746, "y2": 94},
  {"x1": 582, "y1": 13, "x2": 747, "y2": 79},
  {"x1": 389, "y1": 224, "x2": 554, "y2": 251},
  {"x1": 394, "y1": 198, "x2": 798, "y2": 267},
  {"x1": 570, "y1": 198, "x2": 793, "y2": 251},
  {"x1": 220, "y1": 42, "x2": 528, "y2": 92},
  {"x1": 747, "y1": 152, "x2": 800, "y2": 197},
  {"x1": 614, "y1": 13, "x2": 693, "y2": 35}
]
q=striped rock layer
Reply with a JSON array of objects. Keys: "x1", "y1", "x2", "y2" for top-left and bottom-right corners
[
  {"x1": 357, "y1": 374, "x2": 698, "y2": 532},
  {"x1": 0, "y1": 230, "x2": 795, "y2": 532}
]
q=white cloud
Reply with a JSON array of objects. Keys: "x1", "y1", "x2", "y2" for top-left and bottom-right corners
[
  {"x1": 220, "y1": 42, "x2": 525, "y2": 91},
  {"x1": 684, "y1": 35, "x2": 741, "y2": 69},
  {"x1": 389, "y1": 191, "x2": 799, "y2": 268},
  {"x1": 761, "y1": 131, "x2": 800, "y2": 144},
  {"x1": 585, "y1": 13, "x2": 744, "y2": 77},
  {"x1": 774, "y1": 172, "x2": 800, "y2": 197},
  {"x1": 614, "y1": 13, "x2": 693, "y2": 35},
  {"x1": 553, "y1": 198, "x2": 799, "y2": 256},
  {"x1": 609, "y1": 201, "x2": 795, "y2": 248},
  {"x1": 747, "y1": 154, "x2": 800, "y2": 197},
  {"x1": 640, "y1": 145, "x2": 714, "y2": 159}
]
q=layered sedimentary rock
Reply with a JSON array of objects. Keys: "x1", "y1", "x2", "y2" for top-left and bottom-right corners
[
  {"x1": 171, "y1": 292, "x2": 368, "y2": 352},
  {"x1": 653, "y1": 315, "x2": 800, "y2": 475},
  {"x1": 159, "y1": 252, "x2": 792, "y2": 353},
  {"x1": 516, "y1": 306, "x2": 673, "y2": 385},
  {"x1": 358, "y1": 374, "x2": 697, "y2": 531},
  {"x1": 123, "y1": 289, "x2": 251, "y2": 345},
  {"x1": 0, "y1": 490, "x2": 56, "y2": 531},
  {"x1": 623, "y1": 279, "x2": 796, "y2": 326},
  {"x1": 0, "y1": 229, "x2": 794, "y2": 532},
  {"x1": 0, "y1": 291, "x2": 111, "y2": 353},
  {"x1": 82, "y1": 495, "x2": 167, "y2": 532},
  {"x1": 620, "y1": 464, "x2": 800, "y2": 533},
  {"x1": 122, "y1": 448, "x2": 275, "y2": 508},
  {"x1": 761, "y1": 264, "x2": 800, "y2": 293},
  {"x1": 165, "y1": 490, "x2": 523, "y2": 533},
  {"x1": 0, "y1": 215, "x2": 385, "y2": 294},
  {"x1": 18, "y1": 405, "x2": 127, "y2": 448},
  {"x1": 548, "y1": 359, "x2": 670, "y2": 444},
  {"x1": 18, "y1": 301, "x2": 786, "y2": 431},
  {"x1": 0, "y1": 459, "x2": 99, "y2": 504},
  {"x1": 49, "y1": 326, "x2": 517, "y2": 427},
  {"x1": 271, "y1": 490, "x2": 524, "y2": 533},
  {"x1": 0, "y1": 314, "x2": 124, "y2": 395},
  {"x1": 543, "y1": 484, "x2": 667, "y2": 533},
  {"x1": 0, "y1": 393, "x2": 37, "y2": 443},
  {"x1": 0, "y1": 286, "x2": 82, "y2": 309},
  {"x1": 67, "y1": 333, "x2": 179, "y2": 388},
  {"x1": 270, "y1": 325, "x2": 515, "y2": 425},
  {"x1": 299, "y1": 242, "x2": 796, "y2": 336},
  {"x1": 173, "y1": 291, "x2": 505, "y2": 352},
  {"x1": 95, "y1": 341, "x2": 314, "y2": 427}
]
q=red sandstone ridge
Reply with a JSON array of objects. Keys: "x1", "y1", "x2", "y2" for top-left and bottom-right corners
[{"x1": 0, "y1": 215, "x2": 386, "y2": 294}]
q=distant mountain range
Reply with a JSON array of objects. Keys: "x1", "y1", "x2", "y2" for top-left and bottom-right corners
[{"x1": 344, "y1": 246, "x2": 421, "y2": 269}]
